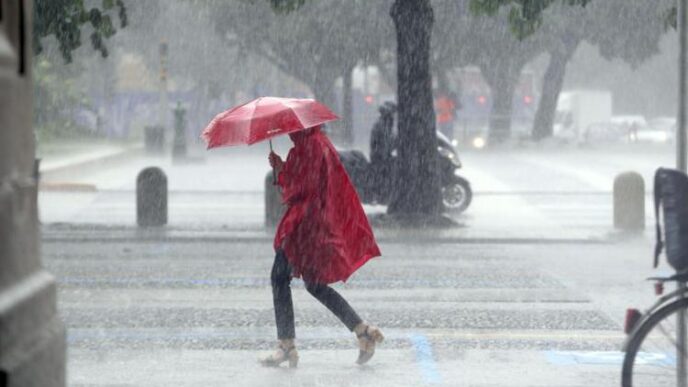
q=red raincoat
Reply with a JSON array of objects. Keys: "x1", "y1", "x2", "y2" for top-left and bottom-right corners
[{"x1": 274, "y1": 127, "x2": 381, "y2": 284}]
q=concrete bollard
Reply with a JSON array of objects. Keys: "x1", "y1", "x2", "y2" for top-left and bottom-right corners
[
  {"x1": 265, "y1": 171, "x2": 286, "y2": 227},
  {"x1": 614, "y1": 171, "x2": 645, "y2": 231},
  {"x1": 137, "y1": 167, "x2": 168, "y2": 227}
]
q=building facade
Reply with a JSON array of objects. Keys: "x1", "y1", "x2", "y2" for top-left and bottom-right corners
[{"x1": 0, "y1": 1, "x2": 66, "y2": 386}]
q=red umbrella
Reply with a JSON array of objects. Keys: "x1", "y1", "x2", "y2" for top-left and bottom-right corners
[{"x1": 201, "y1": 96, "x2": 339, "y2": 149}]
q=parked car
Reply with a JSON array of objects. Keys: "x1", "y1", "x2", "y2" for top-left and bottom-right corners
[
  {"x1": 642, "y1": 116, "x2": 676, "y2": 143},
  {"x1": 610, "y1": 115, "x2": 655, "y2": 143},
  {"x1": 582, "y1": 122, "x2": 627, "y2": 143},
  {"x1": 611, "y1": 115, "x2": 648, "y2": 128}
]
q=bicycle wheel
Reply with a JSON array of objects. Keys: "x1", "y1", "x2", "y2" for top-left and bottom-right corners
[{"x1": 623, "y1": 298, "x2": 688, "y2": 387}]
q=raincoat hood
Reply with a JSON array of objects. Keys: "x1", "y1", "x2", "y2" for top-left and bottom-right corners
[{"x1": 288, "y1": 126, "x2": 318, "y2": 144}]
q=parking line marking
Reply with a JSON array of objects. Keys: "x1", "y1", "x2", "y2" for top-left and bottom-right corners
[
  {"x1": 545, "y1": 351, "x2": 675, "y2": 366},
  {"x1": 410, "y1": 333, "x2": 442, "y2": 384}
]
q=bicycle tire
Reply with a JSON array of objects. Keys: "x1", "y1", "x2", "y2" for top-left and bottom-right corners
[{"x1": 622, "y1": 297, "x2": 688, "y2": 387}]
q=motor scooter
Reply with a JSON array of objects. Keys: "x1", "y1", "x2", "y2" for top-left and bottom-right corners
[{"x1": 338, "y1": 131, "x2": 472, "y2": 213}]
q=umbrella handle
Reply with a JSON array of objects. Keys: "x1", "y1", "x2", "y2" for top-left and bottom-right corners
[{"x1": 269, "y1": 139, "x2": 276, "y2": 185}]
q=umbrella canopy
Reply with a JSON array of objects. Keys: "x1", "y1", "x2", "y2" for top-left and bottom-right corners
[{"x1": 201, "y1": 97, "x2": 339, "y2": 149}]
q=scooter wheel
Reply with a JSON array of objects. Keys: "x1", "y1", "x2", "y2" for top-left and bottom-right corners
[{"x1": 442, "y1": 177, "x2": 472, "y2": 213}]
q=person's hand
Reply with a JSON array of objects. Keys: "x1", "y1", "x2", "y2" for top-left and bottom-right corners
[{"x1": 269, "y1": 151, "x2": 284, "y2": 173}]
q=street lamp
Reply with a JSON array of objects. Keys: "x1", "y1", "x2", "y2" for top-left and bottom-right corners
[
  {"x1": 159, "y1": 41, "x2": 169, "y2": 136},
  {"x1": 679, "y1": 0, "x2": 688, "y2": 172},
  {"x1": 677, "y1": 2, "x2": 688, "y2": 386}
]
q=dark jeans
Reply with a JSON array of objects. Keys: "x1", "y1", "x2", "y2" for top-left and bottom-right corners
[{"x1": 271, "y1": 250, "x2": 363, "y2": 340}]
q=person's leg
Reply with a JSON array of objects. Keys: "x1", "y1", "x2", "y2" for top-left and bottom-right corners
[
  {"x1": 305, "y1": 281, "x2": 384, "y2": 365},
  {"x1": 304, "y1": 282, "x2": 362, "y2": 331},
  {"x1": 271, "y1": 250, "x2": 295, "y2": 340},
  {"x1": 261, "y1": 250, "x2": 298, "y2": 367}
]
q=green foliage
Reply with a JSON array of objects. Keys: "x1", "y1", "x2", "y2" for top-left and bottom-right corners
[
  {"x1": 33, "y1": 58, "x2": 98, "y2": 141},
  {"x1": 214, "y1": 0, "x2": 391, "y2": 104},
  {"x1": 34, "y1": 0, "x2": 128, "y2": 63},
  {"x1": 470, "y1": 0, "x2": 590, "y2": 38},
  {"x1": 665, "y1": 6, "x2": 677, "y2": 30}
]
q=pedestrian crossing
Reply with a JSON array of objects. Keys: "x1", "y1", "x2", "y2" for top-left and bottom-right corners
[{"x1": 44, "y1": 236, "x2": 633, "y2": 386}]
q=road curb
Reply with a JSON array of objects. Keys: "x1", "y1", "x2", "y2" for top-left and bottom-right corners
[
  {"x1": 40, "y1": 233, "x2": 611, "y2": 245},
  {"x1": 39, "y1": 182, "x2": 97, "y2": 192}
]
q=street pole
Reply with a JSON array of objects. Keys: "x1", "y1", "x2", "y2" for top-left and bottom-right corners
[
  {"x1": 343, "y1": 66, "x2": 354, "y2": 146},
  {"x1": 680, "y1": 281, "x2": 688, "y2": 387},
  {"x1": 159, "y1": 41, "x2": 169, "y2": 141},
  {"x1": 678, "y1": 0, "x2": 687, "y2": 172},
  {"x1": 678, "y1": 3, "x2": 688, "y2": 386}
]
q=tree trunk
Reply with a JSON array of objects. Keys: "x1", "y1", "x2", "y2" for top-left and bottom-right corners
[
  {"x1": 311, "y1": 73, "x2": 338, "y2": 129},
  {"x1": 488, "y1": 79, "x2": 515, "y2": 143},
  {"x1": 532, "y1": 47, "x2": 576, "y2": 141},
  {"x1": 436, "y1": 67, "x2": 451, "y2": 94},
  {"x1": 313, "y1": 86, "x2": 336, "y2": 114},
  {"x1": 342, "y1": 65, "x2": 354, "y2": 146},
  {"x1": 374, "y1": 56, "x2": 397, "y2": 92},
  {"x1": 481, "y1": 62, "x2": 519, "y2": 144},
  {"x1": 388, "y1": 0, "x2": 442, "y2": 217}
]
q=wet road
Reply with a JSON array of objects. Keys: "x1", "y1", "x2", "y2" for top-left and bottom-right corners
[
  {"x1": 37, "y1": 144, "x2": 672, "y2": 385},
  {"x1": 43, "y1": 230, "x2": 658, "y2": 386}
]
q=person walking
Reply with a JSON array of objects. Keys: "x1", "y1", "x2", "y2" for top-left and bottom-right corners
[
  {"x1": 369, "y1": 102, "x2": 397, "y2": 200},
  {"x1": 435, "y1": 92, "x2": 458, "y2": 139},
  {"x1": 261, "y1": 126, "x2": 383, "y2": 368}
]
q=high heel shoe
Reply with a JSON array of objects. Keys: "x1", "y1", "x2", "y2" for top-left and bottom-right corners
[
  {"x1": 260, "y1": 340, "x2": 299, "y2": 368},
  {"x1": 355, "y1": 323, "x2": 384, "y2": 365}
]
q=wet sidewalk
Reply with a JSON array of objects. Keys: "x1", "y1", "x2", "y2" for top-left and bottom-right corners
[
  {"x1": 38, "y1": 140, "x2": 143, "y2": 186},
  {"x1": 37, "y1": 145, "x2": 660, "y2": 242}
]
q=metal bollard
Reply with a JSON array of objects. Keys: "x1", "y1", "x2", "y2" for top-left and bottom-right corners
[
  {"x1": 265, "y1": 171, "x2": 286, "y2": 227},
  {"x1": 34, "y1": 158, "x2": 41, "y2": 222},
  {"x1": 144, "y1": 126, "x2": 165, "y2": 154},
  {"x1": 172, "y1": 102, "x2": 188, "y2": 160},
  {"x1": 137, "y1": 167, "x2": 168, "y2": 227},
  {"x1": 614, "y1": 171, "x2": 645, "y2": 231}
]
